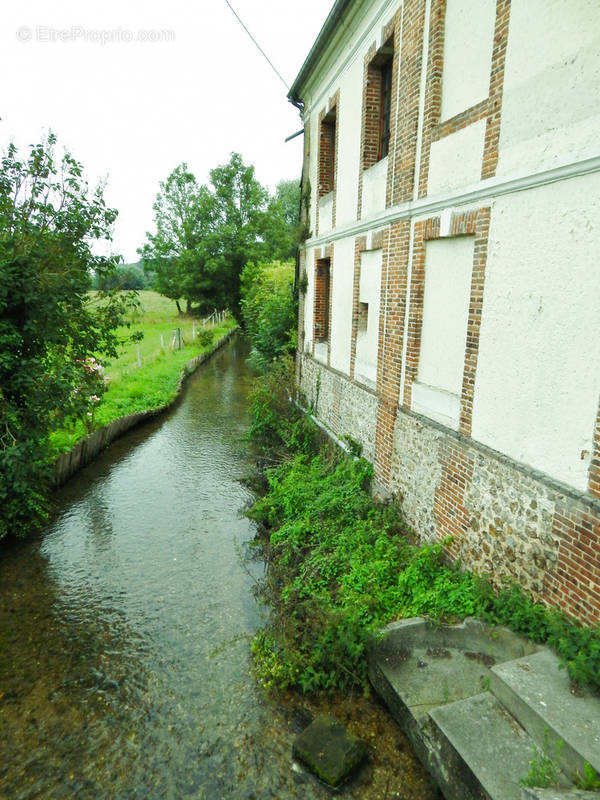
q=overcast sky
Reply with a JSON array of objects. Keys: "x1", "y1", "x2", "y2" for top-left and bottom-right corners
[{"x1": 1, "y1": 1, "x2": 332, "y2": 262}]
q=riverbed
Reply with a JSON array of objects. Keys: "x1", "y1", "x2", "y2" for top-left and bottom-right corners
[{"x1": 0, "y1": 337, "x2": 438, "y2": 799}]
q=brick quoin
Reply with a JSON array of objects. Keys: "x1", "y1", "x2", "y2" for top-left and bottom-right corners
[
  {"x1": 589, "y1": 400, "x2": 600, "y2": 499},
  {"x1": 459, "y1": 208, "x2": 491, "y2": 436},
  {"x1": 350, "y1": 236, "x2": 367, "y2": 379},
  {"x1": 374, "y1": 222, "x2": 411, "y2": 484},
  {"x1": 418, "y1": 0, "x2": 511, "y2": 196},
  {"x1": 545, "y1": 505, "x2": 600, "y2": 625},
  {"x1": 434, "y1": 439, "x2": 475, "y2": 560},
  {"x1": 389, "y1": 0, "x2": 426, "y2": 206},
  {"x1": 402, "y1": 220, "x2": 426, "y2": 409}
]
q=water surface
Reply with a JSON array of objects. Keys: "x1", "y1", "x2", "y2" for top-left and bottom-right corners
[{"x1": 0, "y1": 338, "x2": 437, "y2": 799}]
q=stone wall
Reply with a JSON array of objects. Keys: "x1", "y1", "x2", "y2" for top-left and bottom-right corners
[
  {"x1": 389, "y1": 407, "x2": 600, "y2": 624},
  {"x1": 299, "y1": 353, "x2": 378, "y2": 463}
]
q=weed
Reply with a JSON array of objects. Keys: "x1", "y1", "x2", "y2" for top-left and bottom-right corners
[
  {"x1": 520, "y1": 729, "x2": 564, "y2": 788},
  {"x1": 575, "y1": 762, "x2": 600, "y2": 791}
]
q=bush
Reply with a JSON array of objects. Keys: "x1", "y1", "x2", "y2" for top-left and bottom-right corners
[
  {"x1": 0, "y1": 134, "x2": 130, "y2": 539},
  {"x1": 240, "y1": 260, "x2": 296, "y2": 372}
]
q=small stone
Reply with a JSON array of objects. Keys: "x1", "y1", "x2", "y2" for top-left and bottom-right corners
[{"x1": 292, "y1": 714, "x2": 367, "y2": 788}]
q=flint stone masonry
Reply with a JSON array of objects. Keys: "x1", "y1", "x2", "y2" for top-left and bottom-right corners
[
  {"x1": 299, "y1": 354, "x2": 378, "y2": 463},
  {"x1": 388, "y1": 407, "x2": 600, "y2": 617}
]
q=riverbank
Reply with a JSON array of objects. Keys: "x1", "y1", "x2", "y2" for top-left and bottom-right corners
[
  {"x1": 49, "y1": 291, "x2": 235, "y2": 456},
  {"x1": 53, "y1": 324, "x2": 238, "y2": 487},
  {"x1": 245, "y1": 360, "x2": 600, "y2": 697}
]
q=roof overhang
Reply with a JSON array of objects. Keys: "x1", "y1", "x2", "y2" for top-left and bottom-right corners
[{"x1": 287, "y1": 0, "x2": 354, "y2": 108}]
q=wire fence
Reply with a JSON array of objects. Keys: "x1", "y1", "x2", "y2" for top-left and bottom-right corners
[{"x1": 117, "y1": 310, "x2": 230, "y2": 373}]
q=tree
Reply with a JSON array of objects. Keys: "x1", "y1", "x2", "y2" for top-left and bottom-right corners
[
  {"x1": 138, "y1": 164, "x2": 215, "y2": 314},
  {"x1": 93, "y1": 262, "x2": 147, "y2": 291},
  {"x1": 0, "y1": 134, "x2": 131, "y2": 539},
  {"x1": 204, "y1": 153, "x2": 270, "y2": 318},
  {"x1": 240, "y1": 260, "x2": 296, "y2": 371},
  {"x1": 139, "y1": 154, "x2": 293, "y2": 320}
]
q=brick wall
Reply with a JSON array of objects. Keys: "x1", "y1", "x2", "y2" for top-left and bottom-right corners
[
  {"x1": 294, "y1": 0, "x2": 600, "y2": 626},
  {"x1": 419, "y1": 0, "x2": 511, "y2": 196}
]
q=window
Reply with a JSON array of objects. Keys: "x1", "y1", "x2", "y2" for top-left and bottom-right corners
[
  {"x1": 319, "y1": 109, "x2": 337, "y2": 197},
  {"x1": 362, "y1": 40, "x2": 394, "y2": 172},
  {"x1": 379, "y1": 59, "x2": 392, "y2": 159},
  {"x1": 313, "y1": 258, "x2": 331, "y2": 341}
]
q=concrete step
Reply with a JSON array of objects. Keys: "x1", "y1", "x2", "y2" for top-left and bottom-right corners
[
  {"x1": 490, "y1": 649, "x2": 600, "y2": 781},
  {"x1": 428, "y1": 692, "x2": 571, "y2": 800}
]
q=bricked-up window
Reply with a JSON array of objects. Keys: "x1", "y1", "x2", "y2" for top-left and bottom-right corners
[
  {"x1": 363, "y1": 41, "x2": 394, "y2": 170},
  {"x1": 379, "y1": 59, "x2": 392, "y2": 158},
  {"x1": 319, "y1": 109, "x2": 336, "y2": 197},
  {"x1": 314, "y1": 259, "x2": 331, "y2": 341}
]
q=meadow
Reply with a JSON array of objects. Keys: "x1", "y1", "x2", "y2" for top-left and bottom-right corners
[{"x1": 49, "y1": 291, "x2": 236, "y2": 454}]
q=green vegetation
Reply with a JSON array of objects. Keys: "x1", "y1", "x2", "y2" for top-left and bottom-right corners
[
  {"x1": 575, "y1": 763, "x2": 600, "y2": 791},
  {"x1": 520, "y1": 729, "x2": 564, "y2": 789},
  {"x1": 93, "y1": 261, "x2": 153, "y2": 291},
  {"x1": 245, "y1": 359, "x2": 600, "y2": 696},
  {"x1": 240, "y1": 260, "x2": 296, "y2": 372},
  {"x1": 49, "y1": 291, "x2": 236, "y2": 454},
  {"x1": 0, "y1": 134, "x2": 132, "y2": 539},
  {"x1": 139, "y1": 155, "x2": 299, "y2": 318}
]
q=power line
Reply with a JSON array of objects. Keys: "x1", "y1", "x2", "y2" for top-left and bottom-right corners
[{"x1": 222, "y1": 0, "x2": 290, "y2": 91}]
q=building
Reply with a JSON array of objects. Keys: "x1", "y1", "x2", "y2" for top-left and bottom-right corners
[{"x1": 288, "y1": 0, "x2": 600, "y2": 624}]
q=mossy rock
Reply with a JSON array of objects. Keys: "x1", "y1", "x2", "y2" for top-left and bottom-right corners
[{"x1": 292, "y1": 714, "x2": 368, "y2": 788}]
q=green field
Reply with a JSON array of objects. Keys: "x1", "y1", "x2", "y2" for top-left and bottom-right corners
[{"x1": 49, "y1": 292, "x2": 237, "y2": 455}]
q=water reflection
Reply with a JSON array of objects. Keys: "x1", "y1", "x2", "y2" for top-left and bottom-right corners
[{"x1": 0, "y1": 338, "x2": 438, "y2": 799}]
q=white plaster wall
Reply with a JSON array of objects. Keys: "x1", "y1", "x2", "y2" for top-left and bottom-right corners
[
  {"x1": 361, "y1": 157, "x2": 388, "y2": 219},
  {"x1": 497, "y1": 0, "x2": 600, "y2": 177},
  {"x1": 427, "y1": 120, "x2": 486, "y2": 197},
  {"x1": 414, "y1": 236, "x2": 474, "y2": 427},
  {"x1": 303, "y1": 248, "x2": 315, "y2": 354},
  {"x1": 329, "y1": 237, "x2": 355, "y2": 375},
  {"x1": 335, "y1": 57, "x2": 364, "y2": 227},
  {"x1": 355, "y1": 248, "x2": 382, "y2": 387},
  {"x1": 441, "y1": 0, "x2": 496, "y2": 121},
  {"x1": 472, "y1": 173, "x2": 600, "y2": 491},
  {"x1": 318, "y1": 192, "x2": 334, "y2": 235},
  {"x1": 300, "y1": 0, "x2": 401, "y2": 236}
]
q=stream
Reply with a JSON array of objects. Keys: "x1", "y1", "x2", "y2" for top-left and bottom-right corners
[{"x1": 0, "y1": 337, "x2": 438, "y2": 799}]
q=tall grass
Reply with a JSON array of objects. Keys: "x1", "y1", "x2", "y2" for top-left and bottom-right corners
[{"x1": 48, "y1": 292, "x2": 236, "y2": 454}]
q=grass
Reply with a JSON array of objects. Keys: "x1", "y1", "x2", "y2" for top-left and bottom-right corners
[{"x1": 48, "y1": 291, "x2": 237, "y2": 455}]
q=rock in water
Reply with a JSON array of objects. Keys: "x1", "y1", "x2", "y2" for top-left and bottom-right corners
[{"x1": 292, "y1": 714, "x2": 368, "y2": 788}]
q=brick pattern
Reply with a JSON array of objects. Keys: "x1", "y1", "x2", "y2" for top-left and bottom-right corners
[
  {"x1": 317, "y1": 109, "x2": 335, "y2": 199},
  {"x1": 418, "y1": 0, "x2": 511, "y2": 197},
  {"x1": 313, "y1": 258, "x2": 330, "y2": 345},
  {"x1": 374, "y1": 221, "x2": 411, "y2": 484},
  {"x1": 458, "y1": 208, "x2": 491, "y2": 436},
  {"x1": 546, "y1": 505, "x2": 600, "y2": 625},
  {"x1": 417, "y1": 0, "x2": 446, "y2": 199},
  {"x1": 315, "y1": 91, "x2": 340, "y2": 235},
  {"x1": 388, "y1": 0, "x2": 426, "y2": 206},
  {"x1": 403, "y1": 208, "x2": 490, "y2": 426},
  {"x1": 350, "y1": 236, "x2": 367, "y2": 379},
  {"x1": 481, "y1": 0, "x2": 511, "y2": 179},
  {"x1": 357, "y1": 43, "x2": 380, "y2": 221},
  {"x1": 326, "y1": 245, "x2": 334, "y2": 366},
  {"x1": 434, "y1": 439, "x2": 475, "y2": 561},
  {"x1": 589, "y1": 400, "x2": 600, "y2": 499},
  {"x1": 357, "y1": 27, "x2": 396, "y2": 219},
  {"x1": 402, "y1": 220, "x2": 426, "y2": 409}
]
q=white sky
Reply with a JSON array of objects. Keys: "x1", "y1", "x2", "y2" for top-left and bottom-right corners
[{"x1": 1, "y1": 1, "x2": 332, "y2": 262}]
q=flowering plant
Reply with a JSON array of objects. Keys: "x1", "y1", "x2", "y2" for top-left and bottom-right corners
[{"x1": 72, "y1": 357, "x2": 109, "y2": 433}]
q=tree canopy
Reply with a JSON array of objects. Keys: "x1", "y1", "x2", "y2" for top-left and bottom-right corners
[
  {"x1": 0, "y1": 134, "x2": 132, "y2": 539},
  {"x1": 139, "y1": 154, "x2": 299, "y2": 319}
]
